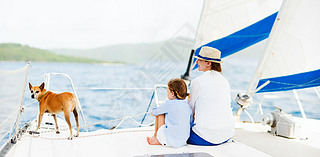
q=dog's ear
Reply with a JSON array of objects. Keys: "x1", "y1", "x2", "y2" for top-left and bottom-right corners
[
  {"x1": 39, "y1": 82, "x2": 45, "y2": 91},
  {"x1": 29, "y1": 82, "x2": 32, "y2": 90}
]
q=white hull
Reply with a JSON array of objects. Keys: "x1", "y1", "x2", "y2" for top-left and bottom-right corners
[{"x1": 5, "y1": 113, "x2": 320, "y2": 157}]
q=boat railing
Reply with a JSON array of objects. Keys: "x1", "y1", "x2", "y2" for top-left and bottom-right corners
[
  {"x1": 43, "y1": 73, "x2": 167, "y2": 131},
  {"x1": 44, "y1": 73, "x2": 88, "y2": 131},
  {"x1": 241, "y1": 87, "x2": 320, "y2": 123}
]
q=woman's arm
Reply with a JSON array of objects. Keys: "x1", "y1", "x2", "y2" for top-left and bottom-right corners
[{"x1": 189, "y1": 79, "x2": 200, "y2": 119}]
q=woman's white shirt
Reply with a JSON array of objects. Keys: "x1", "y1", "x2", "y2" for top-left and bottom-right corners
[{"x1": 189, "y1": 70, "x2": 234, "y2": 144}]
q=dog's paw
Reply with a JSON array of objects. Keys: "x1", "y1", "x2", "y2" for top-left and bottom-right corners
[
  {"x1": 74, "y1": 134, "x2": 79, "y2": 137},
  {"x1": 68, "y1": 136, "x2": 73, "y2": 140},
  {"x1": 56, "y1": 131, "x2": 60, "y2": 134}
]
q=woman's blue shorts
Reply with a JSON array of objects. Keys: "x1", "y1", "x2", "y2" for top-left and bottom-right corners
[{"x1": 187, "y1": 128, "x2": 229, "y2": 146}]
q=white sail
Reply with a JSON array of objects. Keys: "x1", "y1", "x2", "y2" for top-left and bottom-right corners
[
  {"x1": 250, "y1": 0, "x2": 320, "y2": 93},
  {"x1": 0, "y1": 64, "x2": 29, "y2": 144},
  {"x1": 193, "y1": 0, "x2": 282, "y2": 61}
]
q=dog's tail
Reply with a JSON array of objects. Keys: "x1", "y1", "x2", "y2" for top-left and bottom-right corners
[
  {"x1": 74, "y1": 96, "x2": 80, "y2": 112},
  {"x1": 73, "y1": 95, "x2": 86, "y2": 127}
]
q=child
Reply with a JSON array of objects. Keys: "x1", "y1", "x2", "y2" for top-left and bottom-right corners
[{"x1": 147, "y1": 78, "x2": 192, "y2": 148}]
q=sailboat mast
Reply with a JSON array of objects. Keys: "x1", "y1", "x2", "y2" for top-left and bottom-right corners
[
  {"x1": 181, "y1": 0, "x2": 206, "y2": 80},
  {"x1": 181, "y1": 49, "x2": 195, "y2": 80}
]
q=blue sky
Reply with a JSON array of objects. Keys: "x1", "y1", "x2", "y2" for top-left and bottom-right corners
[{"x1": 0, "y1": 0, "x2": 203, "y2": 49}]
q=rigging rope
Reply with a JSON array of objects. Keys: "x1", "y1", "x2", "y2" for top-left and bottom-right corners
[
  {"x1": 27, "y1": 128, "x2": 154, "y2": 141},
  {"x1": 79, "y1": 111, "x2": 152, "y2": 129},
  {"x1": 34, "y1": 111, "x2": 153, "y2": 134}
]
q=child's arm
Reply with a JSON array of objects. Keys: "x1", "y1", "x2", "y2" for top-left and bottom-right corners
[{"x1": 152, "y1": 102, "x2": 168, "y2": 116}]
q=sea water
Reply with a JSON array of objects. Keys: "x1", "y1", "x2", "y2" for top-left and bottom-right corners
[{"x1": 0, "y1": 57, "x2": 319, "y2": 144}]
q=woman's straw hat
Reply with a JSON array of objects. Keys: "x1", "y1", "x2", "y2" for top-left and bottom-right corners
[{"x1": 194, "y1": 46, "x2": 222, "y2": 63}]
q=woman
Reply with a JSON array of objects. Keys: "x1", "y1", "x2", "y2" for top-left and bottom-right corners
[{"x1": 187, "y1": 46, "x2": 234, "y2": 146}]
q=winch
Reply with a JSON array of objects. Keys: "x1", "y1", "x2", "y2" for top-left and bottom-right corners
[{"x1": 262, "y1": 107, "x2": 305, "y2": 139}]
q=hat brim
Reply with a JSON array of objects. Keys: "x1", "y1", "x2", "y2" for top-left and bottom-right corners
[{"x1": 194, "y1": 56, "x2": 223, "y2": 63}]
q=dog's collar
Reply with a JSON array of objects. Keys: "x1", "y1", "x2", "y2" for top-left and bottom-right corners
[{"x1": 38, "y1": 91, "x2": 47, "y2": 102}]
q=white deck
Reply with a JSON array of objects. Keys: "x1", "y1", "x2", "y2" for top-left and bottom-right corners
[
  {"x1": 5, "y1": 113, "x2": 320, "y2": 157},
  {"x1": 233, "y1": 118, "x2": 320, "y2": 157}
]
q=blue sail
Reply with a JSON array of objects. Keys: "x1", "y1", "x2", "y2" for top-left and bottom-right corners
[
  {"x1": 193, "y1": 12, "x2": 278, "y2": 70},
  {"x1": 256, "y1": 69, "x2": 320, "y2": 93}
]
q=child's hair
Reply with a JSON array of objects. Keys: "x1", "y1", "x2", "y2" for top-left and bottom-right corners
[{"x1": 168, "y1": 78, "x2": 189, "y2": 100}]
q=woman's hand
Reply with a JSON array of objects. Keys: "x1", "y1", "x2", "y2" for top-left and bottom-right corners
[{"x1": 193, "y1": 113, "x2": 195, "y2": 121}]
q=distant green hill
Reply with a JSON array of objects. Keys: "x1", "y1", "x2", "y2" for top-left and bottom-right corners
[
  {"x1": 50, "y1": 37, "x2": 195, "y2": 64},
  {"x1": 49, "y1": 36, "x2": 264, "y2": 64},
  {"x1": 0, "y1": 43, "x2": 108, "y2": 63}
]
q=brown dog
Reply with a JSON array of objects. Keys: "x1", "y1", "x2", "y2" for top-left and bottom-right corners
[{"x1": 29, "y1": 82, "x2": 79, "y2": 139}]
